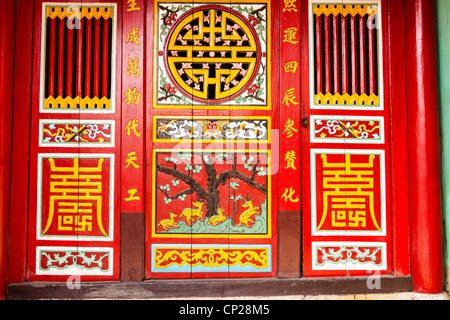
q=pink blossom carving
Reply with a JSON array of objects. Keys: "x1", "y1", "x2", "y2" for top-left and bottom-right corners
[{"x1": 232, "y1": 62, "x2": 243, "y2": 69}]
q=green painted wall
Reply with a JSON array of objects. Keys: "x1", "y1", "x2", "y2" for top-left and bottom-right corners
[{"x1": 437, "y1": 0, "x2": 450, "y2": 287}]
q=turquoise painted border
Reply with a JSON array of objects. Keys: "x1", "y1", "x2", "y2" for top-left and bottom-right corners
[{"x1": 437, "y1": 0, "x2": 450, "y2": 282}]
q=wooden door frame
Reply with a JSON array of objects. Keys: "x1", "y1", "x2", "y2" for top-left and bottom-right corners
[{"x1": 4, "y1": 0, "x2": 445, "y2": 295}]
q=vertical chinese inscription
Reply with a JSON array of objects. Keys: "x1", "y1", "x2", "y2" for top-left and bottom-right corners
[
  {"x1": 122, "y1": 0, "x2": 145, "y2": 212},
  {"x1": 279, "y1": 0, "x2": 301, "y2": 210}
]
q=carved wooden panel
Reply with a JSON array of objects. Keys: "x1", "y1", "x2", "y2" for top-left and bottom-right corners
[{"x1": 28, "y1": 1, "x2": 120, "y2": 281}]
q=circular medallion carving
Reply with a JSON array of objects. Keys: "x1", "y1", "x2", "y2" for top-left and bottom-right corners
[{"x1": 164, "y1": 5, "x2": 261, "y2": 103}]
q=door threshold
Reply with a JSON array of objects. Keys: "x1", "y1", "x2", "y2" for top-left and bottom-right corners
[{"x1": 7, "y1": 276, "x2": 413, "y2": 300}]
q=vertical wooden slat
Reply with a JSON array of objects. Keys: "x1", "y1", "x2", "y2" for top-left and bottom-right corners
[
  {"x1": 388, "y1": 0, "x2": 411, "y2": 276},
  {"x1": 341, "y1": 15, "x2": 348, "y2": 94},
  {"x1": 76, "y1": 18, "x2": 83, "y2": 98},
  {"x1": 359, "y1": 15, "x2": 366, "y2": 95},
  {"x1": 8, "y1": 0, "x2": 34, "y2": 285},
  {"x1": 324, "y1": 14, "x2": 331, "y2": 94},
  {"x1": 350, "y1": 15, "x2": 357, "y2": 94},
  {"x1": 315, "y1": 15, "x2": 323, "y2": 94},
  {"x1": 85, "y1": 18, "x2": 92, "y2": 98},
  {"x1": 66, "y1": 21, "x2": 74, "y2": 97},
  {"x1": 405, "y1": 0, "x2": 444, "y2": 294},
  {"x1": 0, "y1": 0, "x2": 15, "y2": 299},
  {"x1": 332, "y1": 14, "x2": 340, "y2": 94},
  {"x1": 368, "y1": 15, "x2": 376, "y2": 95},
  {"x1": 102, "y1": 18, "x2": 110, "y2": 98},
  {"x1": 93, "y1": 17, "x2": 101, "y2": 98},
  {"x1": 57, "y1": 18, "x2": 65, "y2": 97},
  {"x1": 48, "y1": 18, "x2": 56, "y2": 98}
]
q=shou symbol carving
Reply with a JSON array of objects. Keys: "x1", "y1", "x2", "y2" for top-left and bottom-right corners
[
  {"x1": 320, "y1": 154, "x2": 380, "y2": 231},
  {"x1": 42, "y1": 4, "x2": 115, "y2": 111},
  {"x1": 312, "y1": 150, "x2": 386, "y2": 235},
  {"x1": 38, "y1": 155, "x2": 114, "y2": 240},
  {"x1": 42, "y1": 158, "x2": 107, "y2": 236},
  {"x1": 155, "y1": 3, "x2": 269, "y2": 108},
  {"x1": 312, "y1": 3, "x2": 380, "y2": 107},
  {"x1": 165, "y1": 6, "x2": 260, "y2": 102}
]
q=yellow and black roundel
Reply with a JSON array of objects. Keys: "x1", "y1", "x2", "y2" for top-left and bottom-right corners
[{"x1": 164, "y1": 5, "x2": 261, "y2": 103}]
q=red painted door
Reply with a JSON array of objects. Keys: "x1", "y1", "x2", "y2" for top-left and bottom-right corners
[
  {"x1": 27, "y1": 0, "x2": 122, "y2": 281},
  {"x1": 21, "y1": 0, "x2": 407, "y2": 282},
  {"x1": 301, "y1": 1, "x2": 394, "y2": 276}
]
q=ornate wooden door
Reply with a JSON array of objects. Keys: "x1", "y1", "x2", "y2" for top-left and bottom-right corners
[
  {"x1": 28, "y1": 0, "x2": 122, "y2": 281},
  {"x1": 301, "y1": 0, "x2": 393, "y2": 276},
  {"x1": 24, "y1": 0, "x2": 399, "y2": 282}
]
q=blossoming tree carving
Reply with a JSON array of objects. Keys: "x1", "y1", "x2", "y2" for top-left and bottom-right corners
[{"x1": 154, "y1": 151, "x2": 269, "y2": 234}]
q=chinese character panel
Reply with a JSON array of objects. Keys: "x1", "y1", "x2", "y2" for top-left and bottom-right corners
[
  {"x1": 27, "y1": 1, "x2": 120, "y2": 282},
  {"x1": 37, "y1": 154, "x2": 114, "y2": 241},
  {"x1": 311, "y1": 150, "x2": 386, "y2": 236}
]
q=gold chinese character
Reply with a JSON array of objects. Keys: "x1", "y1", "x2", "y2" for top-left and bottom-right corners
[
  {"x1": 127, "y1": 57, "x2": 141, "y2": 77},
  {"x1": 283, "y1": 27, "x2": 299, "y2": 44},
  {"x1": 283, "y1": 118, "x2": 298, "y2": 138},
  {"x1": 284, "y1": 150, "x2": 297, "y2": 170},
  {"x1": 126, "y1": 0, "x2": 141, "y2": 12},
  {"x1": 283, "y1": 0, "x2": 298, "y2": 12},
  {"x1": 58, "y1": 215, "x2": 93, "y2": 232},
  {"x1": 125, "y1": 151, "x2": 140, "y2": 169},
  {"x1": 284, "y1": 61, "x2": 298, "y2": 73},
  {"x1": 281, "y1": 187, "x2": 300, "y2": 203},
  {"x1": 318, "y1": 154, "x2": 381, "y2": 231},
  {"x1": 124, "y1": 87, "x2": 141, "y2": 105},
  {"x1": 125, "y1": 189, "x2": 141, "y2": 201},
  {"x1": 126, "y1": 27, "x2": 141, "y2": 45},
  {"x1": 125, "y1": 120, "x2": 141, "y2": 137},
  {"x1": 282, "y1": 88, "x2": 299, "y2": 106},
  {"x1": 43, "y1": 158, "x2": 108, "y2": 236}
]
